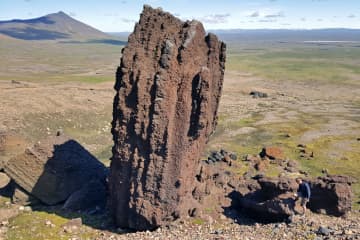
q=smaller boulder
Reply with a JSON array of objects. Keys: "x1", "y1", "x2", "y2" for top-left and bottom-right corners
[
  {"x1": 250, "y1": 91, "x2": 268, "y2": 98},
  {"x1": 260, "y1": 146, "x2": 284, "y2": 160},
  {"x1": 318, "y1": 226, "x2": 332, "y2": 236}
]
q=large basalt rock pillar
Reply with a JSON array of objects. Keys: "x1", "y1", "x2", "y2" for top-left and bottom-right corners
[{"x1": 110, "y1": 5, "x2": 226, "y2": 230}]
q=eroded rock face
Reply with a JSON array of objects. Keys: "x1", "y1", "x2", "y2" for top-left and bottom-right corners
[
  {"x1": 230, "y1": 175, "x2": 354, "y2": 222},
  {"x1": 110, "y1": 5, "x2": 226, "y2": 230},
  {"x1": 308, "y1": 175, "x2": 354, "y2": 216}
]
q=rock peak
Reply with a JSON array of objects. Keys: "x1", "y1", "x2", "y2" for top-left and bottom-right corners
[{"x1": 110, "y1": 6, "x2": 226, "y2": 230}]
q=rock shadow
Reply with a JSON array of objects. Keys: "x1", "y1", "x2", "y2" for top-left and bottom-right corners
[
  {"x1": 224, "y1": 190, "x2": 296, "y2": 224},
  {"x1": 1, "y1": 137, "x2": 122, "y2": 232}
]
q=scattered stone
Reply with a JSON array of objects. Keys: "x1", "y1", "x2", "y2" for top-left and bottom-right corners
[
  {"x1": 110, "y1": 5, "x2": 226, "y2": 230},
  {"x1": 11, "y1": 80, "x2": 22, "y2": 84},
  {"x1": 318, "y1": 226, "x2": 332, "y2": 236},
  {"x1": 287, "y1": 160, "x2": 298, "y2": 168},
  {"x1": 45, "y1": 220, "x2": 54, "y2": 227},
  {"x1": 285, "y1": 166, "x2": 297, "y2": 173},
  {"x1": 250, "y1": 91, "x2": 268, "y2": 98},
  {"x1": 62, "y1": 218, "x2": 82, "y2": 234},
  {"x1": 188, "y1": 208, "x2": 199, "y2": 217},
  {"x1": 4, "y1": 135, "x2": 108, "y2": 205},
  {"x1": 229, "y1": 153, "x2": 237, "y2": 160},
  {"x1": 254, "y1": 160, "x2": 268, "y2": 171},
  {"x1": 0, "y1": 221, "x2": 8, "y2": 227},
  {"x1": 245, "y1": 154, "x2": 260, "y2": 162},
  {"x1": 56, "y1": 129, "x2": 63, "y2": 136},
  {"x1": 260, "y1": 146, "x2": 284, "y2": 160},
  {"x1": 299, "y1": 170, "x2": 308, "y2": 176},
  {"x1": 297, "y1": 144, "x2": 306, "y2": 148},
  {"x1": 284, "y1": 133, "x2": 291, "y2": 138}
]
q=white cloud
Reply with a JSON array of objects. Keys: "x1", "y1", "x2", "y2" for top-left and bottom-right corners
[{"x1": 199, "y1": 13, "x2": 230, "y2": 24}]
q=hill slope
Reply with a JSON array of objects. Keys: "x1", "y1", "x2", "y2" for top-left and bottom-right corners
[{"x1": 0, "y1": 11, "x2": 110, "y2": 40}]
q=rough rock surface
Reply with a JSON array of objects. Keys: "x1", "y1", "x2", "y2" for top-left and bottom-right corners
[
  {"x1": 110, "y1": 5, "x2": 226, "y2": 230},
  {"x1": 4, "y1": 135, "x2": 108, "y2": 205},
  {"x1": 308, "y1": 175, "x2": 354, "y2": 216},
  {"x1": 230, "y1": 175, "x2": 353, "y2": 222}
]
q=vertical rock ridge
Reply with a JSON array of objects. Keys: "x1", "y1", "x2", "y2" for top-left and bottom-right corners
[{"x1": 110, "y1": 5, "x2": 226, "y2": 230}]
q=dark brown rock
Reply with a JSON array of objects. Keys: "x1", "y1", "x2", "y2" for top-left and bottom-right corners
[
  {"x1": 4, "y1": 135, "x2": 108, "y2": 205},
  {"x1": 110, "y1": 5, "x2": 226, "y2": 230},
  {"x1": 230, "y1": 175, "x2": 353, "y2": 222},
  {"x1": 308, "y1": 175, "x2": 354, "y2": 216}
]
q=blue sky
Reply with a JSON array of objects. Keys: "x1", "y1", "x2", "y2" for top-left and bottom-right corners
[{"x1": 1, "y1": 0, "x2": 359, "y2": 31}]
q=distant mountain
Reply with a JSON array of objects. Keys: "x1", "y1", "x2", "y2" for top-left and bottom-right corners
[{"x1": 0, "y1": 11, "x2": 110, "y2": 40}]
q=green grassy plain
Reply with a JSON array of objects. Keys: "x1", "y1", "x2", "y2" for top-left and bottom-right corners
[{"x1": 226, "y1": 42, "x2": 360, "y2": 85}]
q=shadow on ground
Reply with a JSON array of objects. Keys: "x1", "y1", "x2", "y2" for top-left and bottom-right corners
[{"x1": 0, "y1": 138, "x2": 121, "y2": 234}]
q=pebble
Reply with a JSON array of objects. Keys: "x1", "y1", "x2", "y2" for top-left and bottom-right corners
[
  {"x1": 24, "y1": 206, "x2": 31, "y2": 212},
  {"x1": 318, "y1": 226, "x2": 332, "y2": 236},
  {"x1": 45, "y1": 220, "x2": 53, "y2": 227},
  {"x1": 0, "y1": 221, "x2": 9, "y2": 227}
]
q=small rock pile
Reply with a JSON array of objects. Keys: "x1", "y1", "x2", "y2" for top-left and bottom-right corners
[{"x1": 206, "y1": 149, "x2": 237, "y2": 164}]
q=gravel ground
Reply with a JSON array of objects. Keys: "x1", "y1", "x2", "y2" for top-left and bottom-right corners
[{"x1": 94, "y1": 211, "x2": 360, "y2": 240}]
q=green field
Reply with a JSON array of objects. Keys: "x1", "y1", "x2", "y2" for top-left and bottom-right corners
[{"x1": 226, "y1": 42, "x2": 360, "y2": 85}]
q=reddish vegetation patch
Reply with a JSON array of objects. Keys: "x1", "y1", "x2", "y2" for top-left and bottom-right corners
[{"x1": 260, "y1": 146, "x2": 284, "y2": 160}]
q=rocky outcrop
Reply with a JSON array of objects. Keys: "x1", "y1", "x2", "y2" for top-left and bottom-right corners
[
  {"x1": 308, "y1": 175, "x2": 354, "y2": 216},
  {"x1": 110, "y1": 5, "x2": 226, "y2": 230},
  {"x1": 229, "y1": 175, "x2": 354, "y2": 222},
  {"x1": 4, "y1": 135, "x2": 108, "y2": 205}
]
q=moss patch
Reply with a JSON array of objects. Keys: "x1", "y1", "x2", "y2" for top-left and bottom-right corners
[{"x1": 6, "y1": 211, "x2": 96, "y2": 240}]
